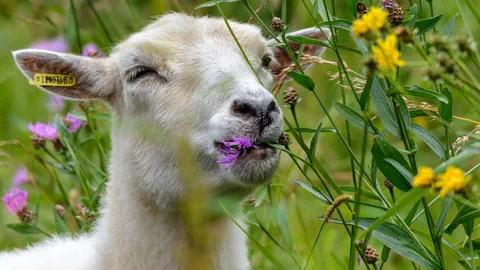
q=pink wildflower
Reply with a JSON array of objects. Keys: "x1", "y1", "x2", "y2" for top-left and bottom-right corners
[
  {"x1": 12, "y1": 168, "x2": 29, "y2": 186},
  {"x1": 82, "y1": 43, "x2": 103, "y2": 57},
  {"x1": 31, "y1": 36, "x2": 68, "y2": 53},
  {"x1": 217, "y1": 136, "x2": 257, "y2": 169},
  {"x1": 2, "y1": 188, "x2": 28, "y2": 214},
  {"x1": 28, "y1": 122, "x2": 58, "y2": 140},
  {"x1": 65, "y1": 114, "x2": 85, "y2": 132}
]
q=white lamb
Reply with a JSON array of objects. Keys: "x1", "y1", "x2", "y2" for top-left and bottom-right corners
[{"x1": 1, "y1": 13, "x2": 329, "y2": 270}]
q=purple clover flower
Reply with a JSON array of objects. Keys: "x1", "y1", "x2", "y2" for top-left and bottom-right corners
[
  {"x1": 47, "y1": 95, "x2": 65, "y2": 111},
  {"x1": 28, "y1": 122, "x2": 58, "y2": 141},
  {"x1": 2, "y1": 188, "x2": 28, "y2": 214},
  {"x1": 82, "y1": 43, "x2": 103, "y2": 57},
  {"x1": 381, "y1": 0, "x2": 396, "y2": 10},
  {"x1": 31, "y1": 36, "x2": 68, "y2": 53},
  {"x1": 65, "y1": 114, "x2": 85, "y2": 132},
  {"x1": 217, "y1": 136, "x2": 257, "y2": 169},
  {"x1": 12, "y1": 168, "x2": 29, "y2": 186}
]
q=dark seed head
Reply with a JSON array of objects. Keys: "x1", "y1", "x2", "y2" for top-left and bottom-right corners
[
  {"x1": 394, "y1": 25, "x2": 413, "y2": 43},
  {"x1": 271, "y1": 17, "x2": 285, "y2": 32},
  {"x1": 384, "y1": 178, "x2": 394, "y2": 190},
  {"x1": 356, "y1": 2, "x2": 368, "y2": 19},
  {"x1": 31, "y1": 134, "x2": 46, "y2": 150},
  {"x1": 284, "y1": 87, "x2": 299, "y2": 105}
]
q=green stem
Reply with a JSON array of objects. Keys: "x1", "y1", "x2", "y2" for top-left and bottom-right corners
[
  {"x1": 86, "y1": 0, "x2": 114, "y2": 44},
  {"x1": 303, "y1": 222, "x2": 326, "y2": 270},
  {"x1": 69, "y1": 0, "x2": 82, "y2": 52},
  {"x1": 215, "y1": 0, "x2": 264, "y2": 86}
]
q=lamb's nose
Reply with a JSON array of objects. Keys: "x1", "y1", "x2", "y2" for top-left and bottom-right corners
[{"x1": 232, "y1": 98, "x2": 279, "y2": 131}]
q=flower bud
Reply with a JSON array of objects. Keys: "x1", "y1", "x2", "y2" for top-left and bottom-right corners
[
  {"x1": 388, "y1": 4, "x2": 404, "y2": 26},
  {"x1": 455, "y1": 37, "x2": 477, "y2": 56},
  {"x1": 278, "y1": 132, "x2": 291, "y2": 146},
  {"x1": 17, "y1": 206, "x2": 33, "y2": 223},
  {"x1": 55, "y1": 204, "x2": 66, "y2": 218},
  {"x1": 363, "y1": 56, "x2": 378, "y2": 76},
  {"x1": 424, "y1": 67, "x2": 442, "y2": 82},
  {"x1": 427, "y1": 36, "x2": 448, "y2": 52},
  {"x1": 52, "y1": 138, "x2": 64, "y2": 152},
  {"x1": 356, "y1": 2, "x2": 368, "y2": 19},
  {"x1": 271, "y1": 17, "x2": 284, "y2": 32},
  {"x1": 394, "y1": 25, "x2": 413, "y2": 43},
  {"x1": 384, "y1": 178, "x2": 394, "y2": 190},
  {"x1": 244, "y1": 196, "x2": 256, "y2": 207},
  {"x1": 284, "y1": 87, "x2": 299, "y2": 105},
  {"x1": 31, "y1": 134, "x2": 46, "y2": 150}
]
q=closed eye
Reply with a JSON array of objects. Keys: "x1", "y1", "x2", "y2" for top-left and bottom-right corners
[{"x1": 125, "y1": 66, "x2": 163, "y2": 83}]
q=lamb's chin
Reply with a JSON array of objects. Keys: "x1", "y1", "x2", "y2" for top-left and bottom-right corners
[{"x1": 229, "y1": 149, "x2": 280, "y2": 185}]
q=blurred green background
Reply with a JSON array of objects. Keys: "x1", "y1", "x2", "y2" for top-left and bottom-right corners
[{"x1": 0, "y1": 0, "x2": 479, "y2": 269}]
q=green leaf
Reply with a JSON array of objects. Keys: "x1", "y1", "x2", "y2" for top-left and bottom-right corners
[
  {"x1": 405, "y1": 85, "x2": 449, "y2": 103},
  {"x1": 384, "y1": 158, "x2": 414, "y2": 182},
  {"x1": 410, "y1": 110, "x2": 428, "y2": 118},
  {"x1": 309, "y1": 122, "x2": 323, "y2": 159},
  {"x1": 287, "y1": 71, "x2": 315, "y2": 91},
  {"x1": 434, "y1": 196, "x2": 452, "y2": 238},
  {"x1": 318, "y1": 20, "x2": 353, "y2": 33},
  {"x1": 294, "y1": 179, "x2": 331, "y2": 204},
  {"x1": 445, "y1": 205, "x2": 480, "y2": 235},
  {"x1": 371, "y1": 78, "x2": 401, "y2": 138},
  {"x1": 406, "y1": 4, "x2": 418, "y2": 27},
  {"x1": 334, "y1": 102, "x2": 375, "y2": 134},
  {"x1": 287, "y1": 35, "x2": 332, "y2": 49},
  {"x1": 323, "y1": 216, "x2": 439, "y2": 269},
  {"x1": 444, "y1": 13, "x2": 459, "y2": 38},
  {"x1": 411, "y1": 124, "x2": 447, "y2": 161},
  {"x1": 371, "y1": 136, "x2": 413, "y2": 192},
  {"x1": 276, "y1": 207, "x2": 294, "y2": 252},
  {"x1": 311, "y1": 0, "x2": 331, "y2": 22},
  {"x1": 360, "y1": 76, "x2": 373, "y2": 111},
  {"x1": 394, "y1": 94, "x2": 411, "y2": 131},
  {"x1": 53, "y1": 207, "x2": 66, "y2": 234},
  {"x1": 360, "y1": 188, "x2": 426, "y2": 237},
  {"x1": 345, "y1": 0, "x2": 357, "y2": 18},
  {"x1": 195, "y1": 0, "x2": 239, "y2": 9},
  {"x1": 439, "y1": 87, "x2": 453, "y2": 123},
  {"x1": 6, "y1": 223, "x2": 39, "y2": 235},
  {"x1": 414, "y1": 14, "x2": 444, "y2": 35}
]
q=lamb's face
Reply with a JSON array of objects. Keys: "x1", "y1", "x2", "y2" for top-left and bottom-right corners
[
  {"x1": 12, "y1": 13, "x2": 329, "y2": 191},
  {"x1": 112, "y1": 15, "x2": 287, "y2": 187}
]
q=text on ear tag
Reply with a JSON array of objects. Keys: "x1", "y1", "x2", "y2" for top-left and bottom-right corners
[{"x1": 29, "y1": 74, "x2": 76, "y2": 87}]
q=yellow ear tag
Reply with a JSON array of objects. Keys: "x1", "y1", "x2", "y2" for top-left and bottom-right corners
[{"x1": 29, "y1": 73, "x2": 76, "y2": 87}]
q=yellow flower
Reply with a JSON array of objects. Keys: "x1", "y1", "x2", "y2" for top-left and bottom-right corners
[
  {"x1": 372, "y1": 34, "x2": 405, "y2": 72},
  {"x1": 362, "y1": 7, "x2": 388, "y2": 32},
  {"x1": 352, "y1": 20, "x2": 369, "y2": 37},
  {"x1": 412, "y1": 167, "x2": 435, "y2": 188},
  {"x1": 352, "y1": 7, "x2": 388, "y2": 37},
  {"x1": 434, "y1": 166, "x2": 471, "y2": 197}
]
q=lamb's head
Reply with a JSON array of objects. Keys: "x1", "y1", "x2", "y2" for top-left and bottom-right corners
[{"x1": 12, "y1": 14, "x2": 329, "y2": 193}]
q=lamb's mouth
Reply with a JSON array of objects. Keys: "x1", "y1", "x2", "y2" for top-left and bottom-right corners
[{"x1": 214, "y1": 140, "x2": 278, "y2": 160}]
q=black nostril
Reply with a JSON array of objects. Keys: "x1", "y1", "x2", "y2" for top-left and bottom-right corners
[
  {"x1": 233, "y1": 100, "x2": 256, "y2": 117},
  {"x1": 267, "y1": 100, "x2": 278, "y2": 113}
]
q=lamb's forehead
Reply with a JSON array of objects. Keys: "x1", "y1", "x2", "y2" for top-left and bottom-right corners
[{"x1": 113, "y1": 13, "x2": 267, "y2": 58}]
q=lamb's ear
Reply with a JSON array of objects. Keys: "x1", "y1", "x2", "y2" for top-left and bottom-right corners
[
  {"x1": 268, "y1": 27, "x2": 331, "y2": 76},
  {"x1": 13, "y1": 49, "x2": 120, "y2": 104}
]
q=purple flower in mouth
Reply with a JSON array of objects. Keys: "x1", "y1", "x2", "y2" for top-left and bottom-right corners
[
  {"x1": 31, "y1": 36, "x2": 69, "y2": 53},
  {"x1": 217, "y1": 136, "x2": 257, "y2": 169},
  {"x1": 65, "y1": 114, "x2": 86, "y2": 132},
  {"x1": 12, "y1": 168, "x2": 29, "y2": 186},
  {"x1": 28, "y1": 122, "x2": 58, "y2": 141}
]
